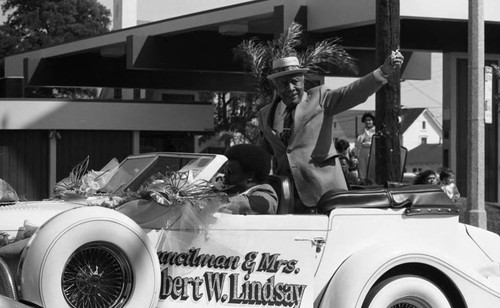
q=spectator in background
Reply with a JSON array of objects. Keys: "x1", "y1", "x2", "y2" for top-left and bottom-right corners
[
  {"x1": 335, "y1": 139, "x2": 351, "y2": 157},
  {"x1": 348, "y1": 154, "x2": 360, "y2": 181},
  {"x1": 413, "y1": 169, "x2": 439, "y2": 185},
  {"x1": 440, "y1": 169, "x2": 460, "y2": 202},
  {"x1": 355, "y1": 112, "x2": 376, "y2": 181},
  {"x1": 338, "y1": 155, "x2": 361, "y2": 185}
]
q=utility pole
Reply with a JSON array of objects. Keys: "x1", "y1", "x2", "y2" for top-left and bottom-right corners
[
  {"x1": 465, "y1": 0, "x2": 487, "y2": 228},
  {"x1": 375, "y1": 0, "x2": 401, "y2": 184}
]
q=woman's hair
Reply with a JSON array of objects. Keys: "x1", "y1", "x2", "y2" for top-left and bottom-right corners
[
  {"x1": 413, "y1": 169, "x2": 437, "y2": 185},
  {"x1": 440, "y1": 168, "x2": 455, "y2": 181},
  {"x1": 361, "y1": 112, "x2": 375, "y2": 123},
  {"x1": 225, "y1": 144, "x2": 271, "y2": 182}
]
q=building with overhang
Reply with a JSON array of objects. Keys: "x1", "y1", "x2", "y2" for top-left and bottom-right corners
[{"x1": 0, "y1": 0, "x2": 499, "y2": 202}]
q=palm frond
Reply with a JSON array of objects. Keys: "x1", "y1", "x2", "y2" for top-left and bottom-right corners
[
  {"x1": 299, "y1": 38, "x2": 357, "y2": 75},
  {"x1": 270, "y1": 22, "x2": 302, "y2": 60},
  {"x1": 233, "y1": 39, "x2": 270, "y2": 80}
]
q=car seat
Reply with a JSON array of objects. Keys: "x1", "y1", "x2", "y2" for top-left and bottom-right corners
[{"x1": 266, "y1": 175, "x2": 294, "y2": 214}]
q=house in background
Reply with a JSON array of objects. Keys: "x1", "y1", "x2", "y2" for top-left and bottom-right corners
[
  {"x1": 333, "y1": 107, "x2": 442, "y2": 151},
  {"x1": 405, "y1": 143, "x2": 443, "y2": 174},
  {"x1": 399, "y1": 108, "x2": 442, "y2": 151}
]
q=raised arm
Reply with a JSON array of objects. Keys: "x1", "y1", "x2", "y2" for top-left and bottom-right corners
[{"x1": 322, "y1": 50, "x2": 404, "y2": 116}]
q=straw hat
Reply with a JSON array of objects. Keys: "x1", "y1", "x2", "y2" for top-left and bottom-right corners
[{"x1": 266, "y1": 56, "x2": 308, "y2": 80}]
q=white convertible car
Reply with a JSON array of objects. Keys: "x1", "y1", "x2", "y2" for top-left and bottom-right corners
[{"x1": 0, "y1": 152, "x2": 500, "y2": 308}]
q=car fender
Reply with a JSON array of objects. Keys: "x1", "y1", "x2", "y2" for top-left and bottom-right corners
[
  {"x1": 0, "y1": 294, "x2": 32, "y2": 308},
  {"x1": 318, "y1": 242, "x2": 464, "y2": 308},
  {"x1": 465, "y1": 224, "x2": 500, "y2": 261},
  {"x1": 18, "y1": 206, "x2": 161, "y2": 308}
]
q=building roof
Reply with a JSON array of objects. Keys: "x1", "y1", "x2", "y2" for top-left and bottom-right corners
[
  {"x1": 406, "y1": 143, "x2": 443, "y2": 165},
  {"x1": 3, "y1": 1, "x2": 500, "y2": 93},
  {"x1": 399, "y1": 108, "x2": 425, "y2": 133}
]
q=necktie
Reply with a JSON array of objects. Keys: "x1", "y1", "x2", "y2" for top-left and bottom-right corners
[{"x1": 280, "y1": 107, "x2": 294, "y2": 145}]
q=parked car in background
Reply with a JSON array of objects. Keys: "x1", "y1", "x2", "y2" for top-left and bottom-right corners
[{"x1": 0, "y1": 152, "x2": 500, "y2": 308}]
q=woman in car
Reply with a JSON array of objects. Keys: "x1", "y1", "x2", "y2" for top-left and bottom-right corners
[{"x1": 220, "y1": 144, "x2": 278, "y2": 215}]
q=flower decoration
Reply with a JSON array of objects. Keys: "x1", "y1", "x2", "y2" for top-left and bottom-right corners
[
  {"x1": 145, "y1": 170, "x2": 216, "y2": 207},
  {"x1": 53, "y1": 157, "x2": 227, "y2": 221},
  {"x1": 53, "y1": 156, "x2": 90, "y2": 198},
  {"x1": 80, "y1": 172, "x2": 103, "y2": 195},
  {"x1": 54, "y1": 156, "x2": 119, "y2": 199}
]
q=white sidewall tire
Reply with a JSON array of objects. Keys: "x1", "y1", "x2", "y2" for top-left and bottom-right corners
[
  {"x1": 365, "y1": 275, "x2": 451, "y2": 308},
  {"x1": 19, "y1": 206, "x2": 160, "y2": 308}
]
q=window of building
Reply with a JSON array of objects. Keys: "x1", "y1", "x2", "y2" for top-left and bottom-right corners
[
  {"x1": 422, "y1": 121, "x2": 426, "y2": 130},
  {"x1": 421, "y1": 137, "x2": 427, "y2": 144}
]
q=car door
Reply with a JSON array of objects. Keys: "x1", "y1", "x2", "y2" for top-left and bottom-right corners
[{"x1": 155, "y1": 213, "x2": 329, "y2": 308}]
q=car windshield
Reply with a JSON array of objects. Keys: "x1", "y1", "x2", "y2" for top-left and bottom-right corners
[{"x1": 103, "y1": 153, "x2": 221, "y2": 194}]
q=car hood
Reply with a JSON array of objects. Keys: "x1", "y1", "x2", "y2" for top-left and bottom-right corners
[{"x1": 0, "y1": 201, "x2": 83, "y2": 237}]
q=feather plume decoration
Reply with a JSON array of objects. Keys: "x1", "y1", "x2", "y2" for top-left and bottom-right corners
[
  {"x1": 299, "y1": 38, "x2": 358, "y2": 75},
  {"x1": 269, "y1": 22, "x2": 302, "y2": 60},
  {"x1": 233, "y1": 39, "x2": 273, "y2": 99},
  {"x1": 234, "y1": 22, "x2": 357, "y2": 103}
]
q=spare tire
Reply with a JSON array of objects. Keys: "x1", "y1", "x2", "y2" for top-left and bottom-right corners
[{"x1": 18, "y1": 206, "x2": 160, "y2": 308}]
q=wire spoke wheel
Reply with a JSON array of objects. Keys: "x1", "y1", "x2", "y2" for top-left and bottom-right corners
[
  {"x1": 62, "y1": 242, "x2": 133, "y2": 308},
  {"x1": 388, "y1": 296, "x2": 433, "y2": 308}
]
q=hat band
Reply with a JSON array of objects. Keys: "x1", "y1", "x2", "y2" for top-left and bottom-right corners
[
  {"x1": 272, "y1": 65, "x2": 301, "y2": 73},
  {"x1": 272, "y1": 56, "x2": 300, "y2": 69}
]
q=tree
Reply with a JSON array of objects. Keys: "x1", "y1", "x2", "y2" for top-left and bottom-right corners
[
  {"x1": 1, "y1": 0, "x2": 110, "y2": 55},
  {"x1": 199, "y1": 91, "x2": 262, "y2": 150},
  {"x1": 0, "y1": 0, "x2": 111, "y2": 98}
]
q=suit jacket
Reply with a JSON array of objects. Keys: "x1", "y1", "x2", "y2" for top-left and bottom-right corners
[{"x1": 258, "y1": 72, "x2": 384, "y2": 207}]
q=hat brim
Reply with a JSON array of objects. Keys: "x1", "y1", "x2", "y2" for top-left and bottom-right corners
[{"x1": 267, "y1": 68, "x2": 308, "y2": 80}]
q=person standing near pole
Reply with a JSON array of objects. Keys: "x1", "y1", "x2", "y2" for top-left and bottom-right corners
[{"x1": 355, "y1": 112, "x2": 376, "y2": 181}]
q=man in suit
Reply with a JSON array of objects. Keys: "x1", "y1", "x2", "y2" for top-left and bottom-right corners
[{"x1": 257, "y1": 52, "x2": 404, "y2": 212}]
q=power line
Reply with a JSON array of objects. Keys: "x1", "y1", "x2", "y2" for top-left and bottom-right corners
[{"x1": 404, "y1": 80, "x2": 443, "y2": 106}]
